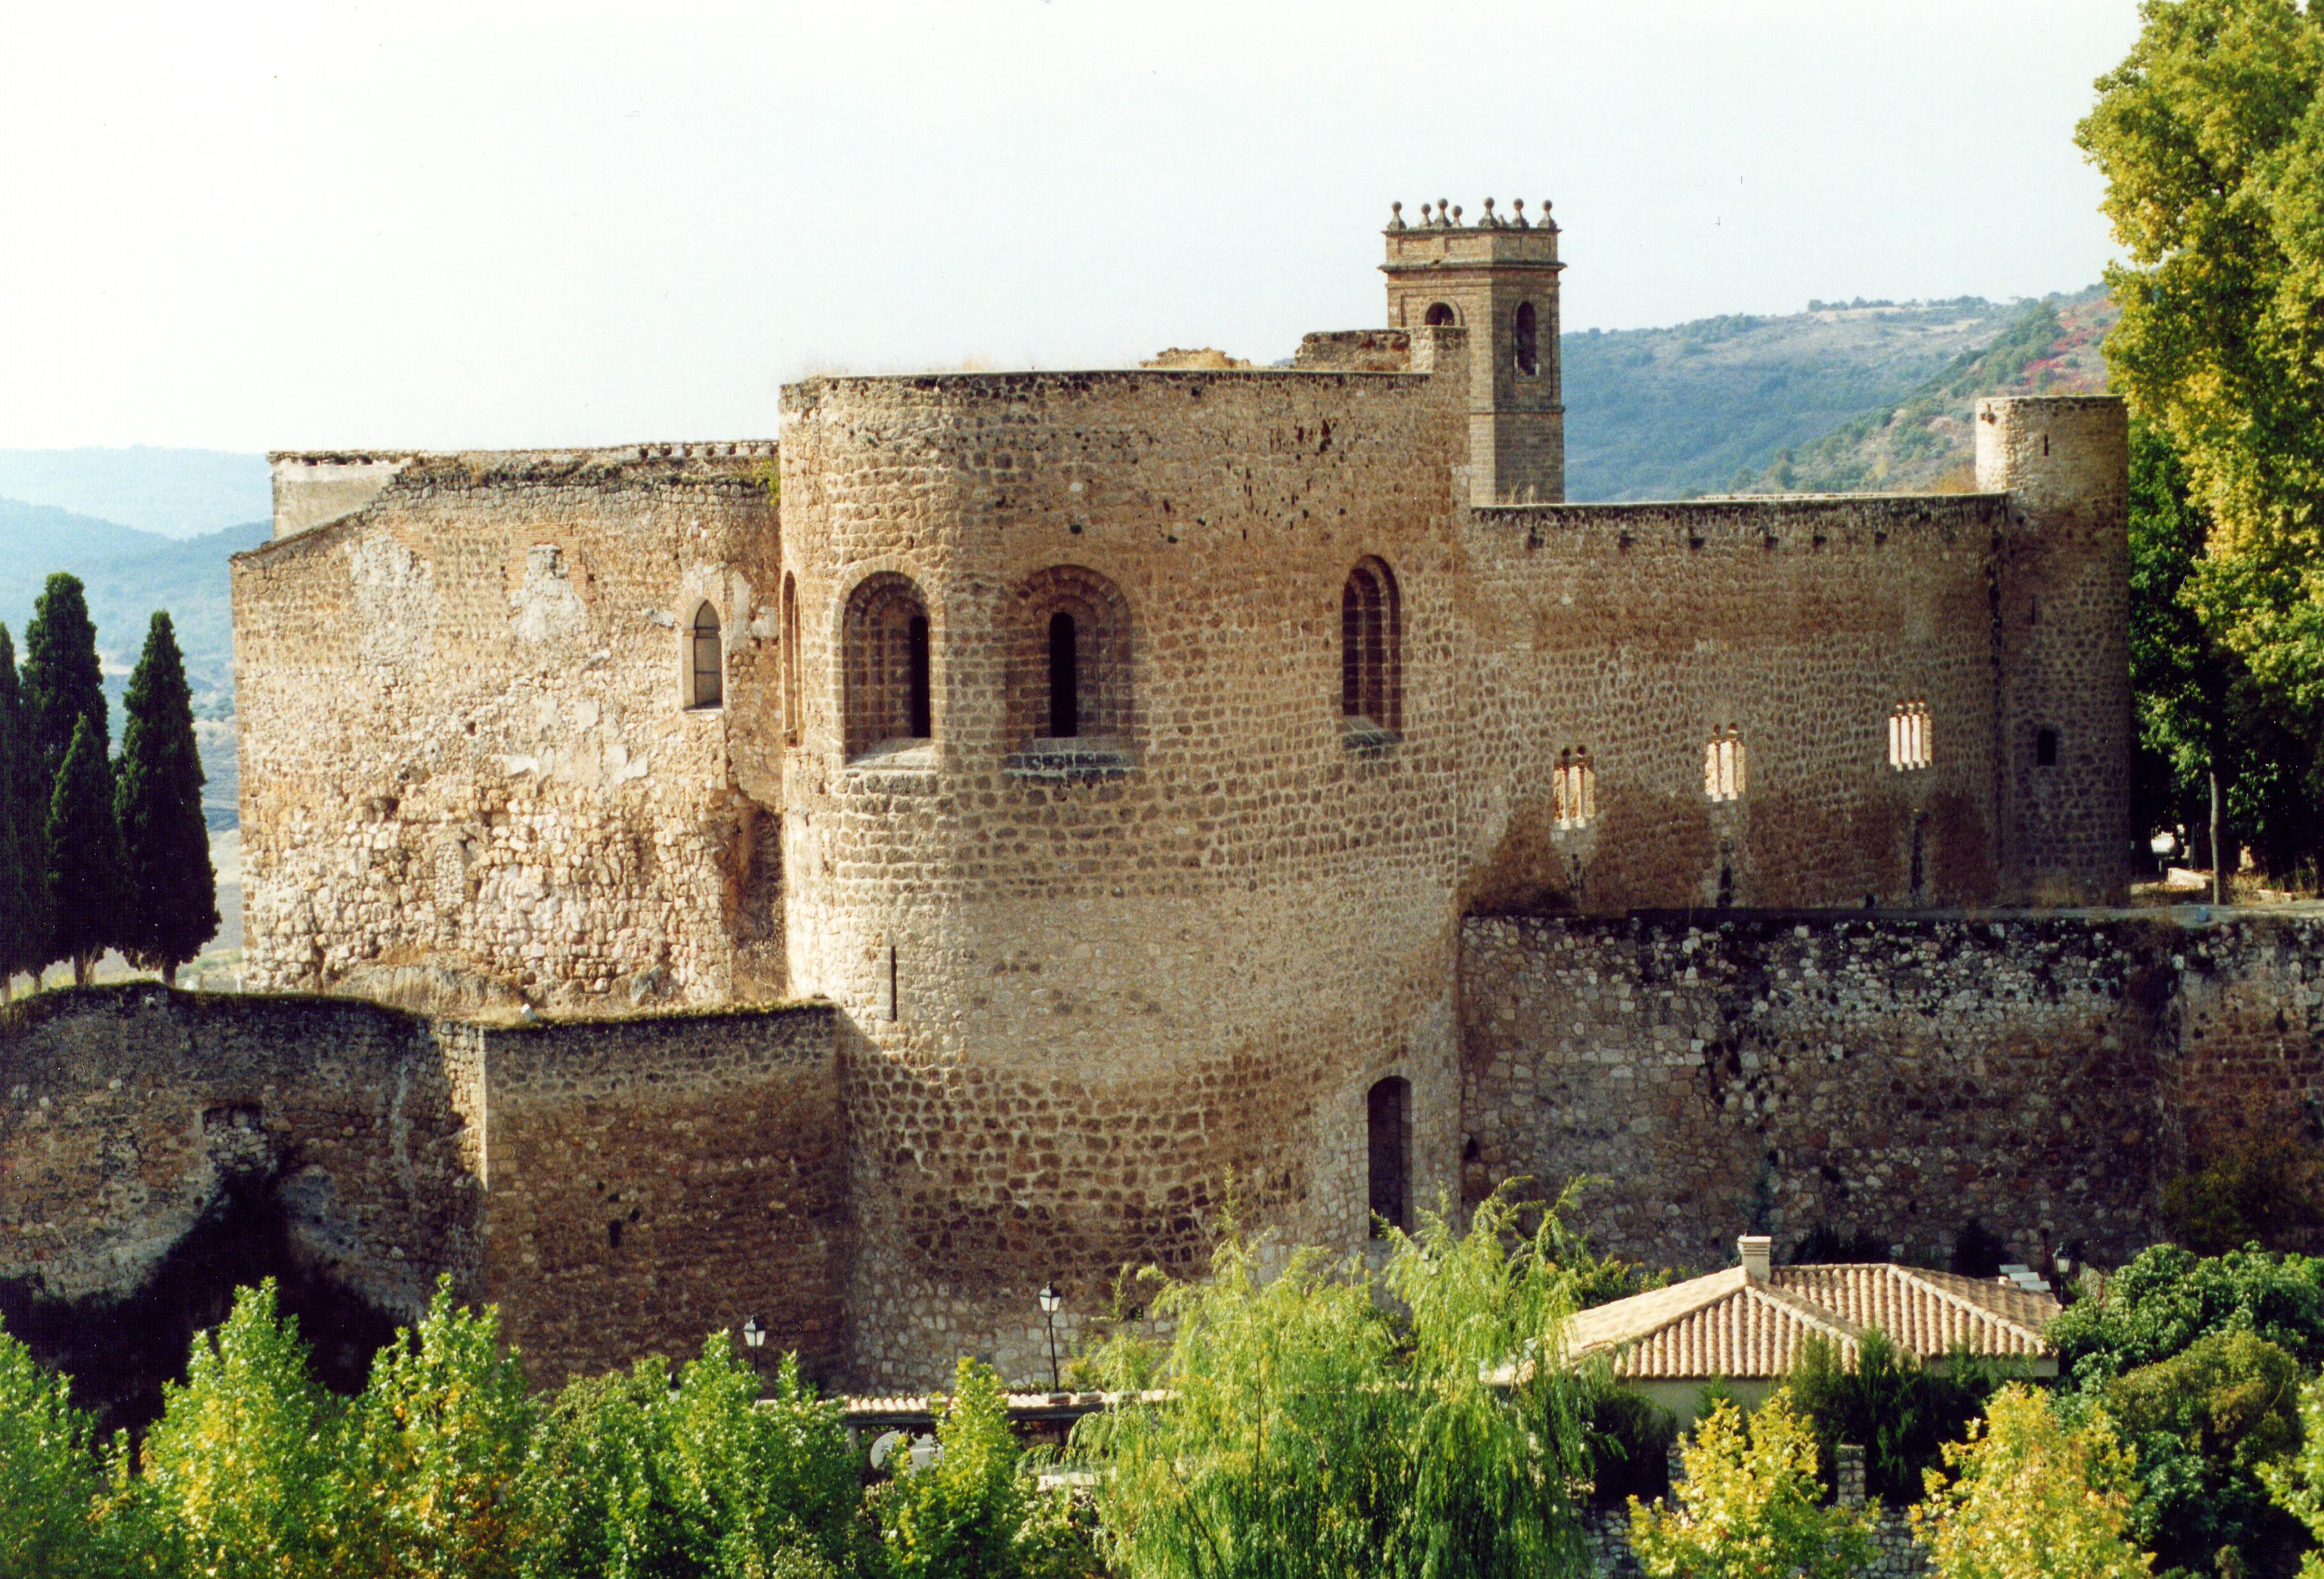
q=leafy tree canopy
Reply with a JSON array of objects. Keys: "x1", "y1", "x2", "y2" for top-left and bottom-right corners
[
  {"x1": 2048, "y1": 1244, "x2": 2324, "y2": 1388},
  {"x1": 20, "y1": 572, "x2": 106, "y2": 780},
  {"x1": 1912, "y1": 1385, "x2": 2153, "y2": 1579},
  {"x1": 114, "y1": 610, "x2": 217, "y2": 980},
  {"x1": 1628, "y1": 1393, "x2": 1875, "y2": 1579}
]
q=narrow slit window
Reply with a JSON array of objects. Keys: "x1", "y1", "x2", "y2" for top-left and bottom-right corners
[
  {"x1": 690, "y1": 603, "x2": 723, "y2": 709},
  {"x1": 906, "y1": 615, "x2": 932, "y2": 740},
  {"x1": 2036, "y1": 727, "x2": 2059, "y2": 767},
  {"x1": 1047, "y1": 611, "x2": 1080, "y2": 738},
  {"x1": 1366, "y1": 1076, "x2": 1410, "y2": 1236},
  {"x1": 1340, "y1": 558, "x2": 1402, "y2": 738},
  {"x1": 780, "y1": 574, "x2": 801, "y2": 742},
  {"x1": 1704, "y1": 728, "x2": 1744, "y2": 803},
  {"x1": 1553, "y1": 746, "x2": 1595, "y2": 829},
  {"x1": 1888, "y1": 701, "x2": 1932, "y2": 770},
  {"x1": 1514, "y1": 301, "x2": 1540, "y2": 376}
]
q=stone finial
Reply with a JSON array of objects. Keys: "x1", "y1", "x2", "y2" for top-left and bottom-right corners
[
  {"x1": 1450, "y1": 204, "x2": 1464, "y2": 224},
  {"x1": 1540, "y1": 198, "x2": 1557, "y2": 230},
  {"x1": 1388, "y1": 200, "x2": 1406, "y2": 232},
  {"x1": 1481, "y1": 196, "x2": 1499, "y2": 228},
  {"x1": 1511, "y1": 198, "x2": 1530, "y2": 230},
  {"x1": 1419, "y1": 201, "x2": 1434, "y2": 224},
  {"x1": 1436, "y1": 198, "x2": 1452, "y2": 228},
  {"x1": 1834, "y1": 1443, "x2": 1867, "y2": 1507}
]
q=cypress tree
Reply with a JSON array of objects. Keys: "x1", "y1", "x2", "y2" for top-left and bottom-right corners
[
  {"x1": 46, "y1": 715, "x2": 125, "y2": 986},
  {"x1": 115, "y1": 612, "x2": 218, "y2": 982},
  {"x1": 0, "y1": 626, "x2": 45, "y2": 992},
  {"x1": 21, "y1": 572, "x2": 108, "y2": 784}
]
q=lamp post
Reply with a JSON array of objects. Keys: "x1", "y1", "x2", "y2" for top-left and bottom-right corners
[
  {"x1": 1037, "y1": 1282, "x2": 1062, "y2": 1391},
  {"x1": 742, "y1": 1316, "x2": 766, "y2": 1349}
]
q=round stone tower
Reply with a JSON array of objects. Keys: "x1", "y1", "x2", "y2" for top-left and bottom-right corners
[{"x1": 1975, "y1": 394, "x2": 2131, "y2": 905}]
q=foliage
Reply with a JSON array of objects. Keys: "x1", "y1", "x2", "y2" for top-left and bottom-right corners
[
  {"x1": 0, "y1": 1319, "x2": 109, "y2": 1579},
  {"x1": 1914, "y1": 1385, "x2": 2152, "y2": 1579},
  {"x1": 1538, "y1": 1198, "x2": 1672, "y2": 1310},
  {"x1": 1074, "y1": 1186, "x2": 1595, "y2": 1579},
  {"x1": 1626, "y1": 1393, "x2": 1874, "y2": 1579},
  {"x1": 45, "y1": 714, "x2": 126, "y2": 985},
  {"x1": 2162, "y1": 1131, "x2": 2324, "y2": 1255},
  {"x1": 1584, "y1": 1389, "x2": 1678, "y2": 1507},
  {"x1": 880, "y1": 1357, "x2": 1089, "y2": 1579},
  {"x1": 0, "y1": 623, "x2": 42, "y2": 992},
  {"x1": 517, "y1": 1337, "x2": 870, "y2": 1579},
  {"x1": 2048, "y1": 1244, "x2": 2324, "y2": 1387},
  {"x1": 2079, "y1": 1, "x2": 2324, "y2": 820},
  {"x1": 1783, "y1": 1332, "x2": 1998, "y2": 1505},
  {"x1": 2101, "y1": 1331, "x2": 2304, "y2": 1575},
  {"x1": 2258, "y1": 1370, "x2": 2324, "y2": 1577},
  {"x1": 126, "y1": 1280, "x2": 350, "y2": 1579},
  {"x1": 20, "y1": 572, "x2": 107, "y2": 784},
  {"x1": 340, "y1": 1279, "x2": 537, "y2": 1579},
  {"x1": 113, "y1": 612, "x2": 217, "y2": 980}
]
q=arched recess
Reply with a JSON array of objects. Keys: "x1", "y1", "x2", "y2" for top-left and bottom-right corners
[
  {"x1": 689, "y1": 602, "x2": 724, "y2": 709},
  {"x1": 1341, "y1": 557, "x2": 1402, "y2": 738},
  {"x1": 1007, "y1": 565, "x2": 1132, "y2": 751},
  {"x1": 1513, "y1": 301, "x2": 1540, "y2": 375},
  {"x1": 1423, "y1": 301, "x2": 1458, "y2": 327},
  {"x1": 1366, "y1": 1076, "x2": 1411, "y2": 1236},
  {"x1": 843, "y1": 572, "x2": 933, "y2": 758}
]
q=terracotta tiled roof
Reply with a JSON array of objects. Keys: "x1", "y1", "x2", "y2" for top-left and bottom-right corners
[{"x1": 1566, "y1": 1263, "x2": 2060, "y2": 1381}]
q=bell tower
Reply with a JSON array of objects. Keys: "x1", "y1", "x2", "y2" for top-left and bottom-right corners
[{"x1": 1382, "y1": 196, "x2": 1565, "y2": 505}]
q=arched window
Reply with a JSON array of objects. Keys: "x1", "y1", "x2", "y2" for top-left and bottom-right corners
[
  {"x1": 1341, "y1": 558, "x2": 1401, "y2": 738},
  {"x1": 1704, "y1": 727, "x2": 1745, "y2": 802},
  {"x1": 843, "y1": 574, "x2": 933, "y2": 757},
  {"x1": 1554, "y1": 746, "x2": 1595, "y2": 829},
  {"x1": 1008, "y1": 566, "x2": 1131, "y2": 755},
  {"x1": 1366, "y1": 1076, "x2": 1410, "y2": 1237},
  {"x1": 1888, "y1": 701, "x2": 1932, "y2": 770},
  {"x1": 1514, "y1": 301, "x2": 1540, "y2": 376},
  {"x1": 690, "y1": 603, "x2": 723, "y2": 709},
  {"x1": 1423, "y1": 301, "x2": 1457, "y2": 327},
  {"x1": 780, "y1": 573, "x2": 801, "y2": 743}
]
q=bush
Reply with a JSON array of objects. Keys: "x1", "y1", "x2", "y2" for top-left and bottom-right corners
[
  {"x1": 1627, "y1": 1393, "x2": 1874, "y2": 1579},
  {"x1": 1585, "y1": 1389, "x2": 1677, "y2": 1506},
  {"x1": 880, "y1": 1357, "x2": 1089, "y2": 1579},
  {"x1": 0, "y1": 1321, "x2": 108, "y2": 1578},
  {"x1": 1074, "y1": 1187, "x2": 1596, "y2": 1579},
  {"x1": 1783, "y1": 1332, "x2": 1996, "y2": 1504},
  {"x1": 2048, "y1": 1246, "x2": 2324, "y2": 1387},
  {"x1": 2161, "y1": 1136, "x2": 2324, "y2": 1256},
  {"x1": 2103, "y1": 1331, "x2": 2303, "y2": 1578},
  {"x1": 1912, "y1": 1385, "x2": 2151, "y2": 1579}
]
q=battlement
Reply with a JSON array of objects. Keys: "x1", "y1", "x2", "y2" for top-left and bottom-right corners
[{"x1": 1471, "y1": 491, "x2": 2008, "y2": 549}]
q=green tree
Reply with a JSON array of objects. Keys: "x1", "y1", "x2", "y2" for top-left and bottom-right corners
[
  {"x1": 881, "y1": 1357, "x2": 1085, "y2": 1579},
  {"x1": 45, "y1": 716, "x2": 125, "y2": 985},
  {"x1": 340, "y1": 1280, "x2": 536, "y2": 1579},
  {"x1": 1783, "y1": 1332, "x2": 1997, "y2": 1505},
  {"x1": 20, "y1": 572, "x2": 108, "y2": 785},
  {"x1": 0, "y1": 624, "x2": 43, "y2": 995},
  {"x1": 1912, "y1": 1385, "x2": 2153, "y2": 1579},
  {"x1": 113, "y1": 612, "x2": 217, "y2": 982},
  {"x1": 1627, "y1": 1393, "x2": 1874, "y2": 1579},
  {"x1": 2047, "y1": 1245, "x2": 2324, "y2": 1387},
  {"x1": 0, "y1": 1319, "x2": 110, "y2": 1579},
  {"x1": 2078, "y1": 1, "x2": 2324, "y2": 837},
  {"x1": 2102, "y1": 1330, "x2": 2303, "y2": 1576},
  {"x1": 1074, "y1": 1187, "x2": 1595, "y2": 1579},
  {"x1": 2259, "y1": 1370, "x2": 2324, "y2": 1578},
  {"x1": 129, "y1": 1281, "x2": 350, "y2": 1579}
]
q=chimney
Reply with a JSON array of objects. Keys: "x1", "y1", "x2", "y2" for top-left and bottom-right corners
[{"x1": 1739, "y1": 1234, "x2": 1773, "y2": 1282}]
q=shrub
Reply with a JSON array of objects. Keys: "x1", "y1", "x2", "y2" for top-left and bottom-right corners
[
  {"x1": 881, "y1": 1357, "x2": 1087, "y2": 1579},
  {"x1": 0, "y1": 1321, "x2": 108, "y2": 1578},
  {"x1": 1627, "y1": 1393, "x2": 1874, "y2": 1579},
  {"x1": 1074, "y1": 1187, "x2": 1595, "y2": 1579},
  {"x1": 2103, "y1": 1331, "x2": 2303, "y2": 1577},
  {"x1": 1912, "y1": 1384, "x2": 2152, "y2": 1579},
  {"x1": 2048, "y1": 1246, "x2": 2324, "y2": 1387},
  {"x1": 1783, "y1": 1332, "x2": 1996, "y2": 1504},
  {"x1": 1586, "y1": 1389, "x2": 1678, "y2": 1506},
  {"x1": 2161, "y1": 1136, "x2": 2324, "y2": 1256},
  {"x1": 2258, "y1": 1372, "x2": 2324, "y2": 1577}
]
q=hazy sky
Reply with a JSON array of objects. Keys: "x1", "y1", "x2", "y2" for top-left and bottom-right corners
[{"x1": 3, "y1": 0, "x2": 2142, "y2": 453}]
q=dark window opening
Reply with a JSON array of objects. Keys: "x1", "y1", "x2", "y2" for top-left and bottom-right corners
[
  {"x1": 690, "y1": 604, "x2": 723, "y2": 709},
  {"x1": 907, "y1": 615, "x2": 933, "y2": 740},
  {"x1": 780, "y1": 574, "x2": 801, "y2": 742},
  {"x1": 2036, "y1": 728, "x2": 2059, "y2": 767},
  {"x1": 1340, "y1": 558, "x2": 1402, "y2": 736},
  {"x1": 1514, "y1": 301, "x2": 1540, "y2": 375},
  {"x1": 1424, "y1": 301, "x2": 1456, "y2": 327},
  {"x1": 843, "y1": 574, "x2": 934, "y2": 756},
  {"x1": 1366, "y1": 1076, "x2": 1410, "y2": 1236},
  {"x1": 1910, "y1": 819, "x2": 1926, "y2": 902},
  {"x1": 1718, "y1": 863, "x2": 1735, "y2": 908},
  {"x1": 1047, "y1": 611, "x2": 1080, "y2": 738},
  {"x1": 606, "y1": 1220, "x2": 623, "y2": 1250}
]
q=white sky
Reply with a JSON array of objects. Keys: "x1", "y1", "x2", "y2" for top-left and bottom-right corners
[{"x1": 1, "y1": 0, "x2": 2141, "y2": 453}]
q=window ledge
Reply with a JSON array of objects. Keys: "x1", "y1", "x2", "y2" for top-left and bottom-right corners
[
  {"x1": 845, "y1": 738, "x2": 937, "y2": 774},
  {"x1": 1006, "y1": 739, "x2": 1133, "y2": 783},
  {"x1": 1343, "y1": 718, "x2": 1401, "y2": 756}
]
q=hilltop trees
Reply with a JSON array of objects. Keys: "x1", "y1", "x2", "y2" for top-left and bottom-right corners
[
  {"x1": 47, "y1": 717, "x2": 125, "y2": 985},
  {"x1": 22, "y1": 573, "x2": 108, "y2": 781},
  {"x1": 115, "y1": 612, "x2": 218, "y2": 982},
  {"x1": 0, "y1": 625, "x2": 43, "y2": 994},
  {"x1": 2081, "y1": 0, "x2": 2324, "y2": 882}
]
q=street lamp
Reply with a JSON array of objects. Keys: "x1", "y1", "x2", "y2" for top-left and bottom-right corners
[
  {"x1": 1037, "y1": 1282, "x2": 1062, "y2": 1391},
  {"x1": 742, "y1": 1316, "x2": 766, "y2": 1349}
]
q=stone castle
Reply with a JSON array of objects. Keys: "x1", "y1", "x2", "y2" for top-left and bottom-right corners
[{"x1": 30, "y1": 201, "x2": 2310, "y2": 1404}]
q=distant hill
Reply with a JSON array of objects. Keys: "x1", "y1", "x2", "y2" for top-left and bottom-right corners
[
  {"x1": 0, "y1": 498, "x2": 265, "y2": 826},
  {"x1": 1734, "y1": 287, "x2": 2116, "y2": 495},
  {"x1": 1561, "y1": 297, "x2": 2037, "y2": 500},
  {"x1": 0, "y1": 448, "x2": 270, "y2": 537}
]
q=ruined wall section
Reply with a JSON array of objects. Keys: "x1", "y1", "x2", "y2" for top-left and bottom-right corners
[
  {"x1": 1460, "y1": 910, "x2": 2324, "y2": 1275},
  {"x1": 778, "y1": 343, "x2": 1473, "y2": 1385},
  {"x1": 447, "y1": 1002, "x2": 846, "y2": 1384},
  {"x1": 232, "y1": 445, "x2": 788, "y2": 1014},
  {"x1": 1456, "y1": 495, "x2": 2010, "y2": 916}
]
